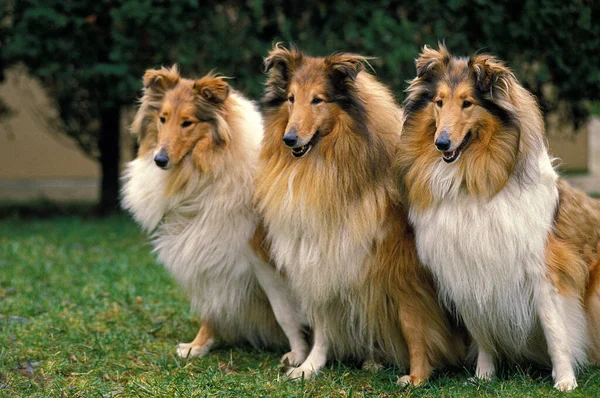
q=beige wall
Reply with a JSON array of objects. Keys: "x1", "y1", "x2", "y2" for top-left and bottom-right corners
[
  {"x1": 0, "y1": 69, "x2": 137, "y2": 202},
  {"x1": 0, "y1": 68, "x2": 595, "y2": 202},
  {"x1": 548, "y1": 128, "x2": 589, "y2": 171},
  {"x1": 0, "y1": 69, "x2": 99, "y2": 180}
]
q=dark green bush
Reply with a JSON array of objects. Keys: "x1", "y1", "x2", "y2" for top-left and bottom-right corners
[{"x1": 3, "y1": 0, "x2": 598, "y2": 210}]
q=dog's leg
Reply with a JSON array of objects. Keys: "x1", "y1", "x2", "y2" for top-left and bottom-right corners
[
  {"x1": 286, "y1": 317, "x2": 328, "y2": 380},
  {"x1": 252, "y1": 258, "x2": 309, "y2": 367},
  {"x1": 536, "y1": 279, "x2": 578, "y2": 392},
  {"x1": 586, "y1": 243, "x2": 600, "y2": 363},
  {"x1": 177, "y1": 319, "x2": 215, "y2": 359},
  {"x1": 397, "y1": 303, "x2": 432, "y2": 386},
  {"x1": 475, "y1": 343, "x2": 496, "y2": 381}
]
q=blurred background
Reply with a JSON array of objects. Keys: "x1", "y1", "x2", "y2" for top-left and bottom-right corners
[{"x1": 1, "y1": 0, "x2": 599, "y2": 215}]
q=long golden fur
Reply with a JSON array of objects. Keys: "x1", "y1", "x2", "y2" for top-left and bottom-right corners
[
  {"x1": 255, "y1": 44, "x2": 463, "y2": 384},
  {"x1": 396, "y1": 44, "x2": 600, "y2": 391}
]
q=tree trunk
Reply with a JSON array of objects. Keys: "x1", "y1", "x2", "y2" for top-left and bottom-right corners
[{"x1": 98, "y1": 106, "x2": 121, "y2": 215}]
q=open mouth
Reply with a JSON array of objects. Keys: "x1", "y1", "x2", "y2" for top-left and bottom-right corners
[
  {"x1": 291, "y1": 132, "x2": 319, "y2": 158},
  {"x1": 442, "y1": 131, "x2": 472, "y2": 164}
]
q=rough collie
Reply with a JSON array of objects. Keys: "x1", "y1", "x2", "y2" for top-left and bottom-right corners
[
  {"x1": 396, "y1": 44, "x2": 600, "y2": 391},
  {"x1": 254, "y1": 45, "x2": 463, "y2": 384},
  {"x1": 121, "y1": 66, "x2": 308, "y2": 365}
]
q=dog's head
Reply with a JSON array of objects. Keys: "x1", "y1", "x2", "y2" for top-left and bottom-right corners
[
  {"x1": 133, "y1": 66, "x2": 231, "y2": 170},
  {"x1": 404, "y1": 44, "x2": 519, "y2": 165},
  {"x1": 263, "y1": 44, "x2": 369, "y2": 158}
]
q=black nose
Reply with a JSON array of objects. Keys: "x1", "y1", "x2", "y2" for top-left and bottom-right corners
[
  {"x1": 435, "y1": 130, "x2": 451, "y2": 151},
  {"x1": 154, "y1": 150, "x2": 170, "y2": 169},
  {"x1": 282, "y1": 130, "x2": 298, "y2": 147}
]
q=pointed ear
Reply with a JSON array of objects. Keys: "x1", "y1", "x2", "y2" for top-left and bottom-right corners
[
  {"x1": 415, "y1": 43, "x2": 451, "y2": 78},
  {"x1": 193, "y1": 75, "x2": 230, "y2": 104},
  {"x1": 262, "y1": 43, "x2": 303, "y2": 106},
  {"x1": 264, "y1": 43, "x2": 304, "y2": 78},
  {"x1": 325, "y1": 53, "x2": 367, "y2": 82},
  {"x1": 143, "y1": 65, "x2": 180, "y2": 92},
  {"x1": 469, "y1": 54, "x2": 512, "y2": 94}
]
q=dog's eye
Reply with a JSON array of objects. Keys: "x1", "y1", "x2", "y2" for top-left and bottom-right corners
[
  {"x1": 312, "y1": 97, "x2": 323, "y2": 105},
  {"x1": 181, "y1": 121, "x2": 193, "y2": 128},
  {"x1": 159, "y1": 116, "x2": 166, "y2": 124},
  {"x1": 435, "y1": 100, "x2": 443, "y2": 108},
  {"x1": 462, "y1": 100, "x2": 473, "y2": 109},
  {"x1": 288, "y1": 96, "x2": 295, "y2": 104}
]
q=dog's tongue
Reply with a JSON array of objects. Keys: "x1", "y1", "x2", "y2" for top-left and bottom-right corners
[{"x1": 443, "y1": 150, "x2": 456, "y2": 160}]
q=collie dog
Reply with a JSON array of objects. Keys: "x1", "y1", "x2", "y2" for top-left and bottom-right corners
[
  {"x1": 396, "y1": 44, "x2": 600, "y2": 391},
  {"x1": 121, "y1": 66, "x2": 308, "y2": 365},
  {"x1": 254, "y1": 45, "x2": 463, "y2": 384}
]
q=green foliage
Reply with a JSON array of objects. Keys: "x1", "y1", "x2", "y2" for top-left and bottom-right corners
[
  {"x1": 5, "y1": 1, "x2": 599, "y2": 132},
  {"x1": 2, "y1": 216, "x2": 600, "y2": 396},
  {"x1": 2, "y1": 0, "x2": 598, "y2": 208}
]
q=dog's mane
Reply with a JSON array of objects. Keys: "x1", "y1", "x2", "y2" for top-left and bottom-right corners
[
  {"x1": 257, "y1": 49, "x2": 403, "y2": 237},
  {"x1": 397, "y1": 45, "x2": 546, "y2": 210}
]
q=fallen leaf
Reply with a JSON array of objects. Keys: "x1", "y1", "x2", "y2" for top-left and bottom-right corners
[
  {"x1": 7, "y1": 316, "x2": 30, "y2": 324},
  {"x1": 102, "y1": 387, "x2": 124, "y2": 397},
  {"x1": 218, "y1": 361, "x2": 238, "y2": 374}
]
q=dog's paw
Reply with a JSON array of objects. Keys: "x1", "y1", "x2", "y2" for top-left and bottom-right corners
[
  {"x1": 397, "y1": 375, "x2": 424, "y2": 387},
  {"x1": 475, "y1": 372, "x2": 494, "y2": 382},
  {"x1": 362, "y1": 359, "x2": 384, "y2": 372},
  {"x1": 554, "y1": 376, "x2": 577, "y2": 392},
  {"x1": 280, "y1": 350, "x2": 307, "y2": 368},
  {"x1": 176, "y1": 342, "x2": 211, "y2": 359},
  {"x1": 286, "y1": 365, "x2": 317, "y2": 380}
]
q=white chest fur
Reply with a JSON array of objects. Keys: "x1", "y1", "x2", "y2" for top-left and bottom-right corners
[
  {"x1": 410, "y1": 153, "x2": 559, "y2": 354},
  {"x1": 121, "y1": 154, "x2": 258, "y2": 313}
]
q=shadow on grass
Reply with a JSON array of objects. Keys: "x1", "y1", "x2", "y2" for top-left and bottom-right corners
[{"x1": 0, "y1": 199, "x2": 113, "y2": 219}]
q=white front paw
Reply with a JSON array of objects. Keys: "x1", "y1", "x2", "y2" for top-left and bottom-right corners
[
  {"x1": 397, "y1": 375, "x2": 424, "y2": 387},
  {"x1": 286, "y1": 365, "x2": 317, "y2": 380},
  {"x1": 280, "y1": 350, "x2": 307, "y2": 368},
  {"x1": 554, "y1": 376, "x2": 577, "y2": 392},
  {"x1": 475, "y1": 363, "x2": 495, "y2": 381},
  {"x1": 177, "y1": 342, "x2": 211, "y2": 359}
]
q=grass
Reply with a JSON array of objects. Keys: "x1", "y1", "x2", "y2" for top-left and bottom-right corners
[{"x1": 1, "y1": 216, "x2": 600, "y2": 397}]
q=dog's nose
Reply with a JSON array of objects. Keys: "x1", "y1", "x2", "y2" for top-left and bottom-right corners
[
  {"x1": 154, "y1": 149, "x2": 170, "y2": 169},
  {"x1": 282, "y1": 130, "x2": 298, "y2": 147},
  {"x1": 435, "y1": 130, "x2": 451, "y2": 151}
]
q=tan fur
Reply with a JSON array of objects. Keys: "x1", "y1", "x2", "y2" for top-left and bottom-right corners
[
  {"x1": 256, "y1": 45, "x2": 463, "y2": 382},
  {"x1": 551, "y1": 181, "x2": 600, "y2": 361}
]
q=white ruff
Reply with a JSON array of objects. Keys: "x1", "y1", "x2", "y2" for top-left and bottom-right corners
[
  {"x1": 121, "y1": 94, "x2": 288, "y2": 347},
  {"x1": 410, "y1": 151, "x2": 588, "y2": 365}
]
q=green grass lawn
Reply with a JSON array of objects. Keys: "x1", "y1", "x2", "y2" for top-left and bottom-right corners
[{"x1": 1, "y1": 216, "x2": 599, "y2": 397}]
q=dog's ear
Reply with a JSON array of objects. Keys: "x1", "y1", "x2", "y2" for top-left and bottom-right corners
[
  {"x1": 143, "y1": 65, "x2": 180, "y2": 93},
  {"x1": 264, "y1": 43, "x2": 304, "y2": 79},
  {"x1": 193, "y1": 75, "x2": 230, "y2": 105},
  {"x1": 130, "y1": 66, "x2": 179, "y2": 145},
  {"x1": 263, "y1": 43, "x2": 303, "y2": 107},
  {"x1": 469, "y1": 54, "x2": 512, "y2": 95},
  {"x1": 415, "y1": 43, "x2": 451, "y2": 78},
  {"x1": 325, "y1": 53, "x2": 368, "y2": 84}
]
